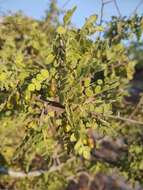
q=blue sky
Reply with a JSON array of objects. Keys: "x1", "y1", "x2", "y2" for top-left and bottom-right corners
[{"x1": 0, "y1": 0, "x2": 143, "y2": 27}]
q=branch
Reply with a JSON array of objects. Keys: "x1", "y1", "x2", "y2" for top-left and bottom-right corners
[
  {"x1": 113, "y1": 0, "x2": 122, "y2": 17},
  {"x1": 36, "y1": 95, "x2": 143, "y2": 126},
  {"x1": 92, "y1": 112, "x2": 143, "y2": 125},
  {"x1": 35, "y1": 96, "x2": 65, "y2": 109},
  {"x1": 99, "y1": 0, "x2": 113, "y2": 25},
  {"x1": 62, "y1": 0, "x2": 72, "y2": 8},
  {"x1": 131, "y1": 0, "x2": 143, "y2": 15},
  {"x1": 0, "y1": 167, "x2": 45, "y2": 178},
  {"x1": 128, "y1": 96, "x2": 143, "y2": 119},
  {"x1": 99, "y1": 0, "x2": 105, "y2": 25},
  {"x1": 104, "y1": 114, "x2": 143, "y2": 125},
  {"x1": 0, "y1": 157, "x2": 75, "y2": 178},
  {"x1": 37, "y1": 95, "x2": 143, "y2": 126},
  {"x1": 35, "y1": 96, "x2": 65, "y2": 116}
]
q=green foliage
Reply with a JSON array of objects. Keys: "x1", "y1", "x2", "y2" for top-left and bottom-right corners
[
  {"x1": 63, "y1": 6, "x2": 77, "y2": 25},
  {"x1": 105, "y1": 15, "x2": 143, "y2": 43},
  {"x1": 0, "y1": 8, "x2": 143, "y2": 190}
]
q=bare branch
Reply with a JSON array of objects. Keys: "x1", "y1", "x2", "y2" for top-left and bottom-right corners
[
  {"x1": 128, "y1": 96, "x2": 143, "y2": 119},
  {"x1": 104, "y1": 114, "x2": 143, "y2": 125},
  {"x1": 99, "y1": 0, "x2": 122, "y2": 27},
  {"x1": 100, "y1": 0, "x2": 113, "y2": 25},
  {"x1": 99, "y1": 0, "x2": 105, "y2": 25},
  {"x1": 92, "y1": 112, "x2": 143, "y2": 125},
  {"x1": 0, "y1": 157, "x2": 75, "y2": 178},
  {"x1": 99, "y1": 0, "x2": 114, "y2": 38},
  {"x1": 104, "y1": 0, "x2": 113, "y2": 4},
  {"x1": 113, "y1": 0, "x2": 122, "y2": 17},
  {"x1": 62, "y1": 0, "x2": 72, "y2": 8},
  {"x1": 132, "y1": 0, "x2": 143, "y2": 15},
  {"x1": 121, "y1": 96, "x2": 143, "y2": 127}
]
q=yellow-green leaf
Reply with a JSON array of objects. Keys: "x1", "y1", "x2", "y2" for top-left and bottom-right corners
[
  {"x1": 57, "y1": 26, "x2": 66, "y2": 34},
  {"x1": 46, "y1": 54, "x2": 55, "y2": 65},
  {"x1": 28, "y1": 84, "x2": 35, "y2": 92},
  {"x1": 41, "y1": 69, "x2": 49, "y2": 78},
  {"x1": 70, "y1": 133, "x2": 77, "y2": 142},
  {"x1": 84, "y1": 78, "x2": 90, "y2": 87},
  {"x1": 35, "y1": 82, "x2": 41, "y2": 91},
  {"x1": 85, "y1": 88, "x2": 93, "y2": 97},
  {"x1": 63, "y1": 6, "x2": 77, "y2": 25}
]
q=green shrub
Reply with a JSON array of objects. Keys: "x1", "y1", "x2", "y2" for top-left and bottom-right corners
[{"x1": 0, "y1": 9, "x2": 143, "y2": 189}]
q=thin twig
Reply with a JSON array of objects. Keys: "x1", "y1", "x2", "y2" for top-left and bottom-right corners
[
  {"x1": 99, "y1": 0, "x2": 113, "y2": 38},
  {"x1": 104, "y1": 0, "x2": 113, "y2": 4},
  {"x1": 104, "y1": 114, "x2": 143, "y2": 125},
  {"x1": 92, "y1": 112, "x2": 143, "y2": 125},
  {"x1": 128, "y1": 96, "x2": 143, "y2": 119},
  {"x1": 99, "y1": 0, "x2": 113, "y2": 25},
  {"x1": 63, "y1": 0, "x2": 72, "y2": 8},
  {"x1": 113, "y1": 0, "x2": 122, "y2": 17},
  {"x1": 99, "y1": 0, "x2": 105, "y2": 25},
  {"x1": 131, "y1": 0, "x2": 143, "y2": 16},
  {"x1": 100, "y1": 0, "x2": 122, "y2": 25},
  {"x1": 121, "y1": 96, "x2": 143, "y2": 127}
]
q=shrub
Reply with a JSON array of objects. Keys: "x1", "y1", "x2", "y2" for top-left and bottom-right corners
[{"x1": 0, "y1": 9, "x2": 143, "y2": 189}]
